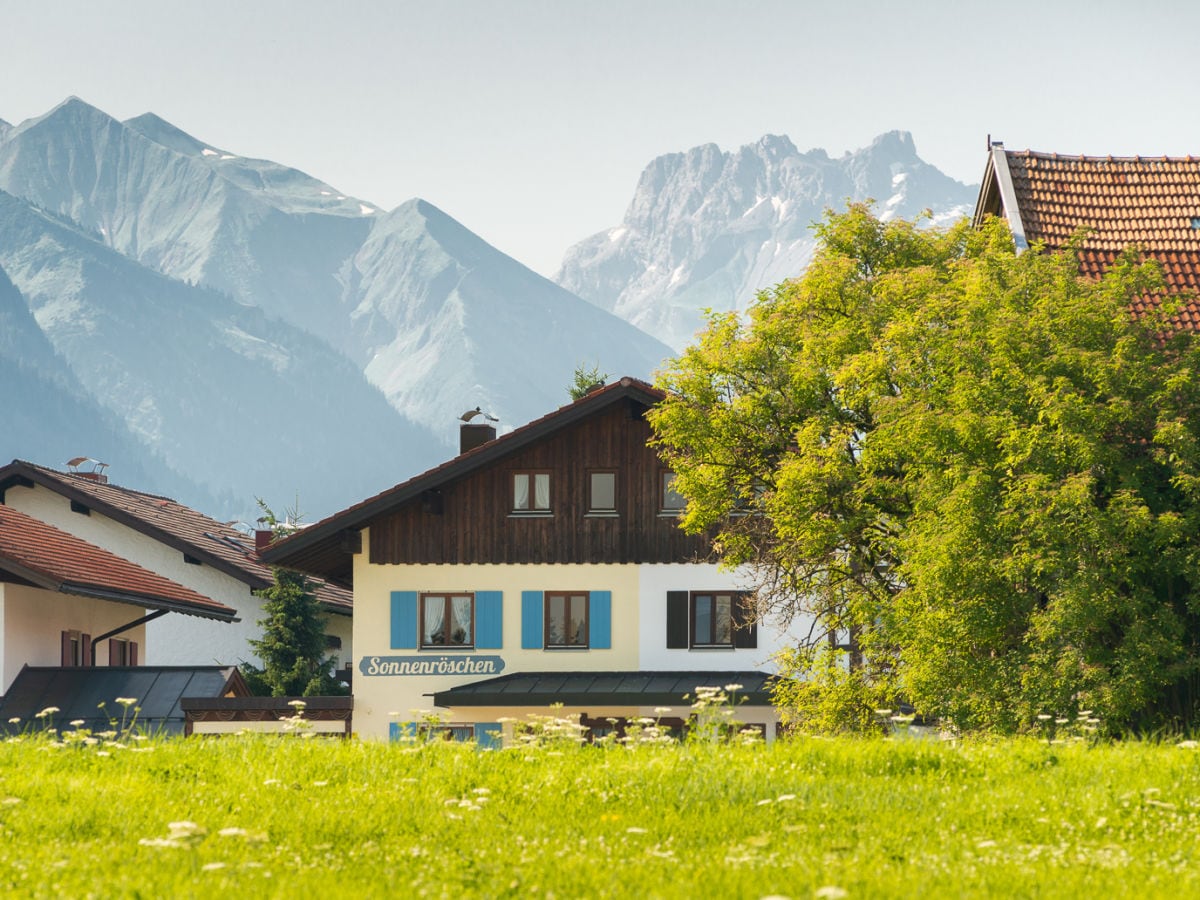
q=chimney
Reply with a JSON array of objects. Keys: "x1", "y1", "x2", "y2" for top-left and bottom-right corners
[
  {"x1": 460, "y1": 422, "x2": 496, "y2": 454},
  {"x1": 255, "y1": 529, "x2": 274, "y2": 553}
]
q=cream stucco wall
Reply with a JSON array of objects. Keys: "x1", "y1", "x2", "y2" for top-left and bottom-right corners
[
  {"x1": 0, "y1": 582, "x2": 148, "y2": 693},
  {"x1": 352, "y1": 542, "x2": 642, "y2": 739},
  {"x1": 2, "y1": 484, "x2": 351, "y2": 668}
]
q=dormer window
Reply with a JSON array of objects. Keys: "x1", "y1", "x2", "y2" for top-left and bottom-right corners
[{"x1": 512, "y1": 471, "x2": 551, "y2": 514}]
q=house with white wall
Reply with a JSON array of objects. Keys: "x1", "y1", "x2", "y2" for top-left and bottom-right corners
[
  {"x1": 0, "y1": 502, "x2": 236, "y2": 694},
  {"x1": 263, "y1": 377, "x2": 812, "y2": 741},
  {"x1": 0, "y1": 460, "x2": 352, "y2": 673}
]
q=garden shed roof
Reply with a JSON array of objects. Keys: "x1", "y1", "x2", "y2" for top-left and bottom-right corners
[{"x1": 0, "y1": 665, "x2": 248, "y2": 735}]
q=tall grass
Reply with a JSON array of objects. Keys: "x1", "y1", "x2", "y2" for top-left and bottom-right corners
[{"x1": 1, "y1": 724, "x2": 1198, "y2": 897}]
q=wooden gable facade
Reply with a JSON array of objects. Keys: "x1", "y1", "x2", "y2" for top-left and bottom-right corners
[
  {"x1": 263, "y1": 377, "x2": 716, "y2": 580},
  {"x1": 368, "y1": 392, "x2": 713, "y2": 566}
]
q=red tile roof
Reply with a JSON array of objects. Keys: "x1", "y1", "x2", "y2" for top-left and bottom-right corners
[
  {"x1": 981, "y1": 149, "x2": 1200, "y2": 329},
  {"x1": 0, "y1": 461, "x2": 351, "y2": 614},
  {"x1": 0, "y1": 504, "x2": 236, "y2": 619}
]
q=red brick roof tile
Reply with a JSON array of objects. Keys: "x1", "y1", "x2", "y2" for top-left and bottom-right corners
[
  {"x1": 0, "y1": 461, "x2": 351, "y2": 614},
  {"x1": 1000, "y1": 150, "x2": 1200, "y2": 327},
  {"x1": 0, "y1": 504, "x2": 236, "y2": 619}
]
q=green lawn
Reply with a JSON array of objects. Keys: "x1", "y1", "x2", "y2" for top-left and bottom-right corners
[{"x1": 1, "y1": 724, "x2": 1198, "y2": 898}]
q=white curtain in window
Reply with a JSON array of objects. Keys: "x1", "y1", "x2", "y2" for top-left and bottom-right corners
[
  {"x1": 424, "y1": 599, "x2": 445, "y2": 645},
  {"x1": 534, "y1": 473, "x2": 550, "y2": 509},
  {"x1": 514, "y1": 474, "x2": 530, "y2": 510},
  {"x1": 450, "y1": 595, "x2": 472, "y2": 645}
]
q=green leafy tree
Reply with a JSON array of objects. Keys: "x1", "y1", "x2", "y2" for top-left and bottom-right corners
[
  {"x1": 650, "y1": 204, "x2": 1200, "y2": 734},
  {"x1": 568, "y1": 363, "x2": 609, "y2": 400},
  {"x1": 243, "y1": 502, "x2": 347, "y2": 697}
]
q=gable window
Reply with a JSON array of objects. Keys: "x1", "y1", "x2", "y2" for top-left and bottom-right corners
[
  {"x1": 512, "y1": 471, "x2": 551, "y2": 513},
  {"x1": 661, "y1": 472, "x2": 686, "y2": 514},
  {"x1": 545, "y1": 592, "x2": 589, "y2": 648},
  {"x1": 666, "y1": 591, "x2": 757, "y2": 649},
  {"x1": 421, "y1": 593, "x2": 475, "y2": 648},
  {"x1": 587, "y1": 471, "x2": 616, "y2": 515}
]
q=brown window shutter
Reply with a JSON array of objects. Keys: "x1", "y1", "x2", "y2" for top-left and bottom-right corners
[
  {"x1": 732, "y1": 593, "x2": 757, "y2": 649},
  {"x1": 130, "y1": 642, "x2": 139, "y2": 666},
  {"x1": 666, "y1": 591, "x2": 689, "y2": 649},
  {"x1": 108, "y1": 639, "x2": 120, "y2": 666},
  {"x1": 61, "y1": 631, "x2": 73, "y2": 666},
  {"x1": 81, "y1": 634, "x2": 93, "y2": 667}
]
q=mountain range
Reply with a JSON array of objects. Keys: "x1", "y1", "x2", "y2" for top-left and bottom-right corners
[
  {"x1": 0, "y1": 98, "x2": 976, "y2": 518},
  {"x1": 556, "y1": 131, "x2": 977, "y2": 350}
]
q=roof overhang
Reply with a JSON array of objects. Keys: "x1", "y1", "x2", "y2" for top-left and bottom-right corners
[
  {"x1": 430, "y1": 670, "x2": 776, "y2": 709},
  {"x1": 973, "y1": 144, "x2": 1028, "y2": 252},
  {"x1": 0, "y1": 460, "x2": 272, "y2": 591}
]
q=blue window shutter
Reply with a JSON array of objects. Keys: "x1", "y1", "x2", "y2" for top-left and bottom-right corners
[
  {"x1": 522, "y1": 591, "x2": 543, "y2": 649},
  {"x1": 474, "y1": 722, "x2": 503, "y2": 749},
  {"x1": 389, "y1": 721, "x2": 416, "y2": 742},
  {"x1": 390, "y1": 591, "x2": 418, "y2": 649},
  {"x1": 591, "y1": 591, "x2": 612, "y2": 649},
  {"x1": 476, "y1": 591, "x2": 503, "y2": 648}
]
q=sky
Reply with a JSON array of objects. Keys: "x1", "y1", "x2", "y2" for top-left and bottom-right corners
[{"x1": 2, "y1": 1, "x2": 1197, "y2": 276}]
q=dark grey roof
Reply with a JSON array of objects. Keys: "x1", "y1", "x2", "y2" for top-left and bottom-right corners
[
  {"x1": 431, "y1": 670, "x2": 775, "y2": 708},
  {"x1": 0, "y1": 665, "x2": 246, "y2": 735}
]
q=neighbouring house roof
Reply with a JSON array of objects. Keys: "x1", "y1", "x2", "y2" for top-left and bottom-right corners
[
  {"x1": 431, "y1": 670, "x2": 775, "y2": 708},
  {"x1": 974, "y1": 145, "x2": 1200, "y2": 329},
  {"x1": 0, "y1": 503, "x2": 236, "y2": 620},
  {"x1": 261, "y1": 377, "x2": 666, "y2": 583},
  {"x1": 0, "y1": 665, "x2": 248, "y2": 735},
  {"x1": 0, "y1": 460, "x2": 351, "y2": 615}
]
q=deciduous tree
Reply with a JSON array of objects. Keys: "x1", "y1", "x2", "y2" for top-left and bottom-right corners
[{"x1": 650, "y1": 204, "x2": 1200, "y2": 733}]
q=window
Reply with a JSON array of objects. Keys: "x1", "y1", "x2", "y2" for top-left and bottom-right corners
[
  {"x1": 420, "y1": 593, "x2": 475, "y2": 648},
  {"x1": 512, "y1": 471, "x2": 551, "y2": 513},
  {"x1": 661, "y1": 472, "x2": 686, "y2": 514},
  {"x1": 692, "y1": 593, "x2": 733, "y2": 646},
  {"x1": 523, "y1": 590, "x2": 611, "y2": 649},
  {"x1": 545, "y1": 592, "x2": 589, "y2": 648},
  {"x1": 666, "y1": 591, "x2": 757, "y2": 649},
  {"x1": 108, "y1": 638, "x2": 138, "y2": 666},
  {"x1": 60, "y1": 630, "x2": 91, "y2": 666},
  {"x1": 588, "y1": 471, "x2": 616, "y2": 515}
]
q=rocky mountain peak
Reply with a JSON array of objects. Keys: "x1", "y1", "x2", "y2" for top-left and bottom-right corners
[{"x1": 556, "y1": 131, "x2": 977, "y2": 351}]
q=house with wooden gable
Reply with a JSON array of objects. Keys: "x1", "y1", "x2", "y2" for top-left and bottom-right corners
[
  {"x1": 262, "y1": 377, "x2": 814, "y2": 742},
  {"x1": 0, "y1": 501, "x2": 237, "y2": 695},
  {"x1": 0, "y1": 460, "x2": 352, "y2": 676},
  {"x1": 975, "y1": 143, "x2": 1200, "y2": 328}
]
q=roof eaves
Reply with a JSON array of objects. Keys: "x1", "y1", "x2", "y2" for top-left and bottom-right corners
[
  {"x1": 990, "y1": 146, "x2": 1029, "y2": 253},
  {"x1": 0, "y1": 460, "x2": 270, "y2": 590},
  {"x1": 57, "y1": 583, "x2": 240, "y2": 622}
]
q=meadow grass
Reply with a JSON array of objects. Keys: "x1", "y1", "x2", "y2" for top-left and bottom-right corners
[{"x1": 1, "y1": 723, "x2": 1198, "y2": 898}]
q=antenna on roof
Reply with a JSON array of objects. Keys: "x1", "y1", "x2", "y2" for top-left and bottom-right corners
[
  {"x1": 459, "y1": 406, "x2": 498, "y2": 423},
  {"x1": 66, "y1": 457, "x2": 109, "y2": 483}
]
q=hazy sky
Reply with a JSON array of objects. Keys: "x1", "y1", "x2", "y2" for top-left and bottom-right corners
[{"x1": 2, "y1": 1, "x2": 1195, "y2": 276}]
